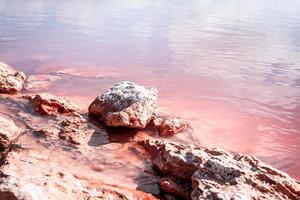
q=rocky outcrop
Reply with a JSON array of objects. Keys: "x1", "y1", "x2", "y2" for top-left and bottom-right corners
[
  {"x1": 27, "y1": 93, "x2": 77, "y2": 116},
  {"x1": 89, "y1": 81, "x2": 158, "y2": 129},
  {"x1": 0, "y1": 62, "x2": 26, "y2": 94},
  {"x1": 153, "y1": 116, "x2": 187, "y2": 136},
  {"x1": 0, "y1": 114, "x2": 23, "y2": 150},
  {"x1": 142, "y1": 140, "x2": 300, "y2": 200}
]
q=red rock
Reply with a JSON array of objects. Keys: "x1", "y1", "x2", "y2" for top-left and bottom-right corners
[
  {"x1": 0, "y1": 62, "x2": 26, "y2": 94},
  {"x1": 59, "y1": 114, "x2": 94, "y2": 145},
  {"x1": 0, "y1": 114, "x2": 23, "y2": 150},
  {"x1": 89, "y1": 81, "x2": 157, "y2": 129},
  {"x1": 142, "y1": 140, "x2": 300, "y2": 200},
  {"x1": 28, "y1": 93, "x2": 77, "y2": 116},
  {"x1": 153, "y1": 116, "x2": 187, "y2": 136}
]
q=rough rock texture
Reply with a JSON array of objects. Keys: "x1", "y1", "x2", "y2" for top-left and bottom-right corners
[
  {"x1": 0, "y1": 150, "x2": 157, "y2": 200},
  {"x1": 89, "y1": 81, "x2": 158, "y2": 129},
  {"x1": 59, "y1": 114, "x2": 94, "y2": 145},
  {"x1": 27, "y1": 93, "x2": 77, "y2": 116},
  {"x1": 0, "y1": 114, "x2": 23, "y2": 150},
  {"x1": 142, "y1": 140, "x2": 300, "y2": 200},
  {"x1": 0, "y1": 95, "x2": 158, "y2": 199},
  {"x1": 153, "y1": 116, "x2": 187, "y2": 136},
  {"x1": 0, "y1": 62, "x2": 26, "y2": 94}
]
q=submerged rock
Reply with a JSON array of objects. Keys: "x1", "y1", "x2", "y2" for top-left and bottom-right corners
[
  {"x1": 89, "y1": 81, "x2": 158, "y2": 129},
  {"x1": 153, "y1": 116, "x2": 188, "y2": 136},
  {"x1": 24, "y1": 74, "x2": 62, "y2": 92},
  {"x1": 27, "y1": 93, "x2": 77, "y2": 116},
  {"x1": 0, "y1": 62, "x2": 26, "y2": 94},
  {"x1": 142, "y1": 140, "x2": 300, "y2": 200},
  {"x1": 0, "y1": 114, "x2": 23, "y2": 150}
]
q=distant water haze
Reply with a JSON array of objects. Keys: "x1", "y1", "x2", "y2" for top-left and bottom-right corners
[{"x1": 0, "y1": 0, "x2": 300, "y2": 179}]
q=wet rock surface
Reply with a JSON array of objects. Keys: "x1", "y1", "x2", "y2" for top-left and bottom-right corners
[
  {"x1": 26, "y1": 93, "x2": 77, "y2": 116},
  {"x1": 0, "y1": 62, "x2": 26, "y2": 94},
  {"x1": 89, "y1": 81, "x2": 158, "y2": 129},
  {"x1": 153, "y1": 116, "x2": 188, "y2": 136},
  {"x1": 142, "y1": 140, "x2": 300, "y2": 200},
  {"x1": 0, "y1": 94, "x2": 159, "y2": 199},
  {"x1": 0, "y1": 149, "x2": 157, "y2": 200}
]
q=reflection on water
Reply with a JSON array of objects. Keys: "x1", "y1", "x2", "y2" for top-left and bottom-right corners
[{"x1": 0, "y1": 0, "x2": 300, "y2": 179}]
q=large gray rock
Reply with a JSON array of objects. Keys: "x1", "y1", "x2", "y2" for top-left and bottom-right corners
[
  {"x1": 142, "y1": 140, "x2": 300, "y2": 200},
  {"x1": 0, "y1": 62, "x2": 26, "y2": 94},
  {"x1": 0, "y1": 114, "x2": 23, "y2": 150},
  {"x1": 89, "y1": 81, "x2": 158, "y2": 129}
]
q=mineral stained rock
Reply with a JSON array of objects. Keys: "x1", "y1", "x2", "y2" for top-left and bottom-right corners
[
  {"x1": 89, "y1": 81, "x2": 158, "y2": 129},
  {"x1": 0, "y1": 114, "x2": 23, "y2": 150},
  {"x1": 0, "y1": 62, "x2": 26, "y2": 94},
  {"x1": 27, "y1": 93, "x2": 77, "y2": 116},
  {"x1": 0, "y1": 150, "x2": 157, "y2": 200},
  {"x1": 142, "y1": 140, "x2": 300, "y2": 200},
  {"x1": 153, "y1": 116, "x2": 188, "y2": 136}
]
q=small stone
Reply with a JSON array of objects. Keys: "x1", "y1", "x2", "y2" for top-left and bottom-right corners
[{"x1": 153, "y1": 116, "x2": 187, "y2": 136}]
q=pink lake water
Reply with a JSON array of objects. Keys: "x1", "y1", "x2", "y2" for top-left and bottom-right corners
[{"x1": 0, "y1": 0, "x2": 300, "y2": 179}]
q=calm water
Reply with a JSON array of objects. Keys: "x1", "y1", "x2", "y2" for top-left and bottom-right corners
[{"x1": 1, "y1": 0, "x2": 300, "y2": 179}]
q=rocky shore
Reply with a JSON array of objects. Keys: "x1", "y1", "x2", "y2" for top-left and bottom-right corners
[{"x1": 0, "y1": 62, "x2": 299, "y2": 200}]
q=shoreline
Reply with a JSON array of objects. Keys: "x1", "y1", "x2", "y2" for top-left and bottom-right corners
[{"x1": 0, "y1": 62, "x2": 299, "y2": 199}]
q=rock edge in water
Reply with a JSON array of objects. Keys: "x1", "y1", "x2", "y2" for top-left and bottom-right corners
[{"x1": 142, "y1": 139, "x2": 300, "y2": 200}]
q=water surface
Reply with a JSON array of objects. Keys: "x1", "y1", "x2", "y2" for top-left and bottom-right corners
[{"x1": 0, "y1": 0, "x2": 300, "y2": 179}]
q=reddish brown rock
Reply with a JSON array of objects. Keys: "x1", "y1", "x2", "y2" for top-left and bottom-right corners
[
  {"x1": 0, "y1": 62, "x2": 26, "y2": 94},
  {"x1": 0, "y1": 114, "x2": 23, "y2": 150},
  {"x1": 89, "y1": 81, "x2": 157, "y2": 129},
  {"x1": 59, "y1": 114, "x2": 94, "y2": 145},
  {"x1": 142, "y1": 140, "x2": 300, "y2": 200},
  {"x1": 153, "y1": 116, "x2": 187, "y2": 136},
  {"x1": 28, "y1": 93, "x2": 77, "y2": 116}
]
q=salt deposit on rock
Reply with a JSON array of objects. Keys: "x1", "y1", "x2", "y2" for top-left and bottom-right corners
[
  {"x1": 142, "y1": 140, "x2": 300, "y2": 200},
  {"x1": 0, "y1": 62, "x2": 26, "y2": 94},
  {"x1": 89, "y1": 81, "x2": 158, "y2": 129}
]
